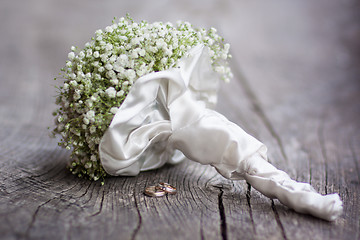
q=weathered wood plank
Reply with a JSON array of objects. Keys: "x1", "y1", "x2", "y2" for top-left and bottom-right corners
[{"x1": 132, "y1": 162, "x2": 223, "y2": 240}]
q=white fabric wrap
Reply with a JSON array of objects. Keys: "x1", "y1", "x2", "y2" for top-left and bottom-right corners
[{"x1": 99, "y1": 45, "x2": 342, "y2": 221}]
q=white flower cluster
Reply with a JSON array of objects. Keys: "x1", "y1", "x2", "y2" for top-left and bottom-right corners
[{"x1": 52, "y1": 15, "x2": 232, "y2": 182}]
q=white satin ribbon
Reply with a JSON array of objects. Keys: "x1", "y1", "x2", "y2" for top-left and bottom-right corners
[
  {"x1": 244, "y1": 153, "x2": 342, "y2": 221},
  {"x1": 99, "y1": 45, "x2": 343, "y2": 221}
]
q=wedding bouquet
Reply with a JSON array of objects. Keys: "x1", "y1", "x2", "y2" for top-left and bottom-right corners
[
  {"x1": 52, "y1": 15, "x2": 342, "y2": 221},
  {"x1": 52, "y1": 15, "x2": 232, "y2": 181}
]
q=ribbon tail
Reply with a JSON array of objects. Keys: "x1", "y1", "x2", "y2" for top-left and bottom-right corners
[
  {"x1": 244, "y1": 153, "x2": 343, "y2": 221},
  {"x1": 169, "y1": 105, "x2": 343, "y2": 221}
]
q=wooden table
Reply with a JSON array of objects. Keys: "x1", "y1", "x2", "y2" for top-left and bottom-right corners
[{"x1": 1, "y1": 1, "x2": 359, "y2": 239}]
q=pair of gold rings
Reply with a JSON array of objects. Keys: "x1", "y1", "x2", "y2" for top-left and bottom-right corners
[{"x1": 144, "y1": 182, "x2": 177, "y2": 197}]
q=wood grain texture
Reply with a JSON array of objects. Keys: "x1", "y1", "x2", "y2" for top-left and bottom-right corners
[{"x1": 0, "y1": 0, "x2": 359, "y2": 239}]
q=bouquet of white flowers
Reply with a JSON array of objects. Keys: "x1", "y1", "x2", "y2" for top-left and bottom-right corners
[
  {"x1": 52, "y1": 15, "x2": 232, "y2": 181},
  {"x1": 52, "y1": 15, "x2": 342, "y2": 221}
]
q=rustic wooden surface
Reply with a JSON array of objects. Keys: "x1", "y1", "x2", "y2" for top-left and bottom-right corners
[{"x1": 0, "y1": 0, "x2": 359, "y2": 239}]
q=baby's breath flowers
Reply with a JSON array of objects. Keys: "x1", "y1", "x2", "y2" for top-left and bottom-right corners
[{"x1": 52, "y1": 15, "x2": 232, "y2": 182}]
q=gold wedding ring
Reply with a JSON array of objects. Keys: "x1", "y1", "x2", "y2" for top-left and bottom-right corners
[
  {"x1": 144, "y1": 182, "x2": 177, "y2": 197},
  {"x1": 144, "y1": 186, "x2": 166, "y2": 197},
  {"x1": 156, "y1": 182, "x2": 177, "y2": 195}
]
